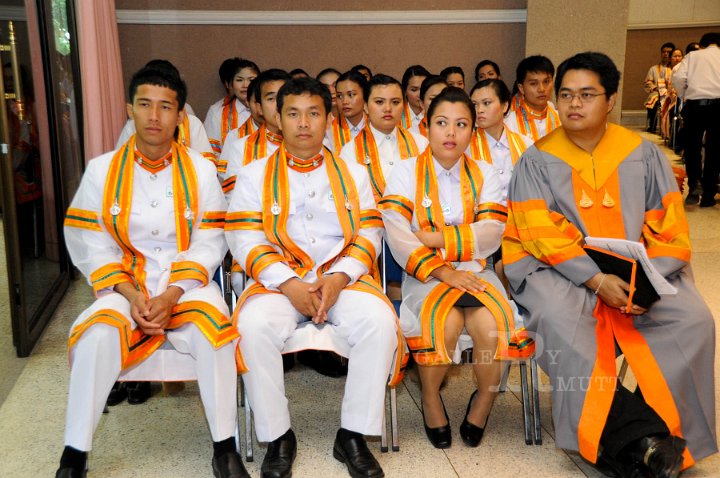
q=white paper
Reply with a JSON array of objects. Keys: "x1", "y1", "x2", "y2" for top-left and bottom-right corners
[{"x1": 584, "y1": 237, "x2": 678, "y2": 295}]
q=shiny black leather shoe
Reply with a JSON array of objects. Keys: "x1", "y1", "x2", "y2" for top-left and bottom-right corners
[
  {"x1": 55, "y1": 468, "x2": 86, "y2": 478},
  {"x1": 421, "y1": 395, "x2": 452, "y2": 449},
  {"x1": 631, "y1": 435, "x2": 686, "y2": 478},
  {"x1": 594, "y1": 451, "x2": 646, "y2": 478},
  {"x1": 459, "y1": 390, "x2": 488, "y2": 447},
  {"x1": 106, "y1": 381, "x2": 127, "y2": 406},
  {"x1": 126, "y1": 381, "x2": 152, "y2": 405},
  {"x1": 333, "y1": 428, "x2": 384, "y2": 478},
  {"x1": 261, "y1": 428, "x2": 297, "y2": 478},
  {"x1": 212, "y1": 451, "x2": 250, "y2": 478}
]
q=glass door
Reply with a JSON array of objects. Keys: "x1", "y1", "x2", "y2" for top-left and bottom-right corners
[{"x1": 0, "y1": 0, "x2": 83, "y2": 357}]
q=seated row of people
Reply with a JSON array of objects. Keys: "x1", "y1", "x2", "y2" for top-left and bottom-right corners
[{"x1": 57, "y1": 52, "x2": 716, "y2": 478}]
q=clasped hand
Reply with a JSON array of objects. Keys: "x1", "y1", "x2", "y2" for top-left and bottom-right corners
[{"x1": 279, "y1": 273, "x2": 350, "y2": 324}]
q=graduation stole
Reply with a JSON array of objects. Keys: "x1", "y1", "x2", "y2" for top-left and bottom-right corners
[
  {"x1": 220, "y1": 96, "x2": 239, "y2": 146},
  {"x1": 261, "y1": 146, "x2": 360, "y2": 278},
  {"x1": 102, "y1": 135, "x2": 199, "y2": 295},
  {"x1": 236, "y1": 116, "x2": 257, "y2": 138},
  {"x1": 353, "y1": 125, "x2": 420, "y2": 202},
  {"x1": 401, "y1": 102, "x2": 414, "y2": 129},
  {"x1": 242, "y1": 124, "x2": 283, "y2": 166},
  {"x1": 331, "y1": 113, "x2": 366, "y2": 153},
  {"x1": 176, "y1": 112, "x2": 191, "y2": 148},
  {"x1": 418, "y1": 117, "x2": 428, "y2": 138},
  {"x1": 513, "y1": 98, "x2": 560, "y2": 141},
  {"x1": 469, "y1": 126, "x2": 529, "y2": 165},
  {"x1": 509, "y1": 92, "x2": 522, "y2": 112},
  {"x1": 414, "y1": 149, "x2": 484, "y2": 233}
]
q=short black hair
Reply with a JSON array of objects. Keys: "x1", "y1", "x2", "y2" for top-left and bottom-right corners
[
  {"x1": 700, "y1": 32, "x2": 720, "y2": 48},
  {"x1": 555, "y1": 51, "x2": 620, "y2": 98},
  {"x1": 277, "y1": 77, "x2": 332, "y2": 116},
  {"x1": 363, "y1": 73, "x2": 402, "y2": 102},
  {"x1": 401, "y1": 65, "x2": 431, "y2": 94},
  {"x1": 253, "y1": 68, "x2": 291, "y2": 103},
  {"x1": 661, "y1": 42, "x2": 676, "y2": 51},
  {"x1": 420, "y1": 75, "x2": 448, "y2": 102},
  {"x1": 219, "y1": 57, "x2": 241, "y2": 85},
  {"x1": 470, "y1": 79, "x2": 512, "y2": 113},
  {"x1": 426, "y1": 86, "x2": 476, "y2": 130},
  {"x1": 129, "y1": 64, "x2": 187, "y2": 110},
  {"x1": 516, "y1": 55, "x2": 555, "y2": 84},
  {"x1": 144, "y1": 59, "x2": 181, "y2": 77},
  {"x1": 474, "y1": 60, "x2": 501, "y2": 82},
  {"x1": 686, "y1": 42, "x2": 700, "y2": 54},
  {"x1": 351, "y1": 64, "x2": 373, "y2": 78},
  {"x1": 233, "y1": 59, "x2": 260, "y2": 78},
  {"x1": 316, "y1": 67, "x2": 341, "y2": 81},
  {"x1": 336, "y1": 70, "x2": 368, "y2": 92},
  {"x1": 289, "y1": 68, "x2": 309, "y2": 78},
  {"x1": 440, "y1": 66, "x2": 465, "y2": 81}
]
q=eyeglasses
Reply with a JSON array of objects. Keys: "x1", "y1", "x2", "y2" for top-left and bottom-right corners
[{"x1": 557, "y1": 91, "x2": 606, "y2": 103}]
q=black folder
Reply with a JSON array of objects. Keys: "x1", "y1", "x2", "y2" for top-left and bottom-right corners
[{"x1": 583, "y1": 245, "x2": 661, "y2": 309}]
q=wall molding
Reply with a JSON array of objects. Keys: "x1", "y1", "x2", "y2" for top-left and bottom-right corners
[
  {"x1": 115, "y1": 9, "x2": 528, "y2": 25},
  {"x1": 628, "y1": 20, "x2": 720, "y2": 30},
  {"x1": 0, "y1": 6, "x2": 26, "y2": 21}
]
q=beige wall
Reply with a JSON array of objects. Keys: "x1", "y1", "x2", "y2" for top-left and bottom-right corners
[
  {"x1": 623, "y1": 27, "x2": 719, "y2": 110},
  {"x1": 525, "y1": 0, "x2": 629, "y2": 124},
  {"x1": 117, "y1": 0, "x2": 527, "y2": 11},
  {"x1": 115, "y1": 2, "x2": 528, "y2": 120}
]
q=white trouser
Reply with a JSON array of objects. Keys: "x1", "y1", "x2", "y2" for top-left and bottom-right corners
[
  {"x1": 64, "y1": 287, "x2": 238, "y2": 451},
  {"x1": 237, "y1": 289, "x2": 397, "y2": 442}
]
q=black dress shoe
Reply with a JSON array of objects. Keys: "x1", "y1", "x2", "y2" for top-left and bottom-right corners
[
  {"x1": 594, "y1": 451, "x2": 646, "y2": 478},
  {"x1": 126, "y1": 381, "x2": 152, "y2": 405},
  {"x1": 333, "y1": 428, "x2": 384, "y2": 478},
  {"x1": 421, "y1": 395, "x2": 451, "y2": 449},
  {"x1": 106, "y1": 381, "x2": 127, "y2": 406},
  {"x1": 212, "y1": 451, "x2": 250, "y2": 478},
  {"x1": 459, "y1": 390, "x2": 489, "y2": 447},
  {"x1": 55, "y1": 468, "x2": 86, "y2": 478},
  {"x1": 630, "y1": 435, "x2": 686, "y2": 478},
  {"x1": 262, "y1": 428, "x2": 297, "y2": 478},
  {"x1": 698, "y1": 196, "x2": 716, "y2": 208}
]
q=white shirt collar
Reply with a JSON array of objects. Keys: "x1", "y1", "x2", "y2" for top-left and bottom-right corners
[
  {"x1": 432, "y1": 155, "x2": 462, "y2": 181},
  {"x1": 370, "y1": 124, "x2": 397, "y2": 145}
]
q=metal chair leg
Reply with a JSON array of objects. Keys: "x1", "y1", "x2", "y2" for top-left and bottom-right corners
[
  {"x1": 390, "y1": 387, "x2": 399, "y2": 452},
  {"x1": 498, "y1": 361, "x2": 511, "y2": 393},
  {"x1": 530, "y1": 357, "x2": 542, "y2": 445},
  {"x1": 519, "y1": 361, "x2": 532, "y2": 445},
  {"x1": 243, "y1": 381, "x2": 254, "y2": 462},
  {"x1": 380, "y1": 390, "x2": 389, "y2": 452}
]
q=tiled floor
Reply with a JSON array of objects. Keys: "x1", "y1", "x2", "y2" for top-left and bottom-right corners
[{"x1": 0, "y1": 131, "x2": 717, "y2": 477}]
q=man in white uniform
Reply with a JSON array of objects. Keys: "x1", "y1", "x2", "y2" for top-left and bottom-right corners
[
  {"x1": 57, "y1": 65, "x2": 248, "y2": 478},
  {"x1": 226, "y1": 77, "x2": 401, "y2": 478}
]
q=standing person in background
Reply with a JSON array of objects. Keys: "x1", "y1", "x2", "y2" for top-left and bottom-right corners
[
  {"x1": 351, "y1": 64, "x2": 373, "y2": 81},
  {"x1": 674, "y1": 32, "x2": 720, "y2": 207},
  {"x1": 505, "y1": 55, "x2": 561, "y2": 141},
  {"x1": 643, "y1": 43, "x2": 675, "y2": 133},
  {"x1": 205, "y1": 58, "x2": 259, "y2": 159},
  {"x1": 400, "y1": 65, "x2": 430, "y2": 130}
]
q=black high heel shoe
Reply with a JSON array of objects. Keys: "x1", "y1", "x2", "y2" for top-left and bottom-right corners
[
  {"x1": 421, "y1": 394, "x2": 452, "y2": 449},
  {"x1": 460, "y1": 390, "x2": 489, "y2": 447}
]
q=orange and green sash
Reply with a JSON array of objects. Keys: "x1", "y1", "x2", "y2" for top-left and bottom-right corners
[
  {"x1": 469, "y1": 126, "x2": 530, "y2": 166},
  {"x1": 68, "y1": 302, "x2": 239, "y2": 371},
  {"x1": 400, "y1": 102, "x2": 419, "y2": 129},
  {"x1": 221, "y1": 125, "x2": 283, "y2": 194},
  {"x1": 101, "y1": 136, "x2": 199, "y2": 295},
  {"x1": 236, "y1": 116, "x2": 257, "y2": 138},
  {"x1": 418, "y1": 117, "x2": 428, "y2": 138},
  {"x1": 331, "y1": 114, "x2": 366, "y2": 154},
  {"x1": 513, "y1": 98, "x2": 560, "y2": 141},
  {"x1": 220, "y1": 96, "x2": 239, "y2": 146},
  {"x1": 353, "y1": 125, "x2": 420, "y2": 203}
]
